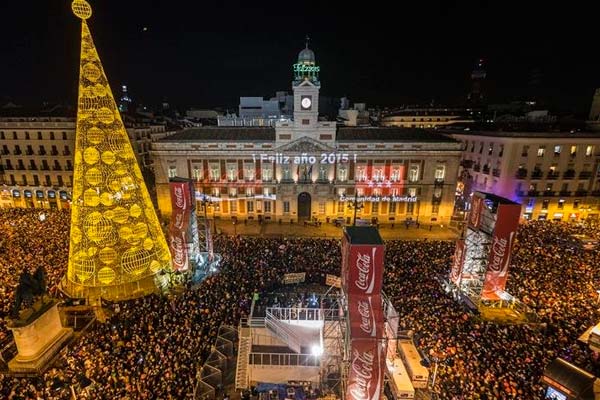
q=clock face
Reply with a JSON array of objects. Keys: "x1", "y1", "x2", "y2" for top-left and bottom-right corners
[{"x1": 301, "y1": 97, "x2": 312, "y2": 109}]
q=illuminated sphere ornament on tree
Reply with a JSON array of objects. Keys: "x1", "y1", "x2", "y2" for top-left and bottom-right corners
[{"x1": 64, "y1": 0, "x2": 172, "y2": 302}]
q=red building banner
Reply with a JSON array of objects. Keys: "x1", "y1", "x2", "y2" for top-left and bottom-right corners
[
  {"x1": 346, "y1": 338, "x2": 386, "y2": 400},
  {"x1": 450, "y1": 240, "x2": 466, "y2": 285},
  {"x1": 169, "y1": 180, "x2": 194, "y2": 212},
  {"x1": 348, "y1": 294, "x2": 384, "y2": 339},
  {"x1": 481, "y1": 203, "x2": 521, "y2": 300},
  {"x1": 169, "y1": 228, "x2": 189, "y2": 272},
  {"x1": 468, "y1": 194, "x2": 484, "y2": 229},
  {"x1": 168, "y1": 180, "x2": 195, "y2": 271}
]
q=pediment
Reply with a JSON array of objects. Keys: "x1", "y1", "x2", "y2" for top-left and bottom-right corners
[{"x1": 276, "y1": 137, "x2": 334, "y2": 153}]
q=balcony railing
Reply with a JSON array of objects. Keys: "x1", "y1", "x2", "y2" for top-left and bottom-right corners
[
  {"x1": 16, "y1": 165, "x2": 26, "y2": 170},
  {"x1": 28, "y1": 165, "x2": 38, "y2": 170},
  {"x1": 50, "y1": 150, "x2": 59, "y2": 156},
  {"x1": 547, "y1": 172, "x2": 560, "y2": 180},
  {"x1": 559, "y1": 190, "x2": 571, "y2": 197},
  {"x1": 527, "y1": 190, "x2": 540, "y2": 197},
  {"x1": 579, "y1": 171, "x2": 593, "y2": 179},
  {"x1": 531, "y1": 170, "x2": 543, "y2": 179},
  {"x1": 25, "y1": 150, "x2": 34, "y2": 155},
  {"x1": 434, "y1": 178, "x2": 444, "y2": 186},
  {"x1": 473, "y1": 165, "x2": 481, "y2": 172},
  {"x1": 13, "y1": 150, "x2": 22, "y2": 155},
  {"x1": 38, "y1": 151, "x2": 46, "y2": 156},
  {"x1": 542, "y1": 190, "x2": 556, "y2": 197},
  {"x1": 563, "y1": 170, "x2": 575, "y2": 179},
  {"x1": 515, "y1": 169, "x2": 528, "y2": 179},
  {"x1": 482, "y1": 166, "x2": 490, "y2": 174},
  {"x1": 575, "y1": 190, "x2": 588, "y2": 196}
]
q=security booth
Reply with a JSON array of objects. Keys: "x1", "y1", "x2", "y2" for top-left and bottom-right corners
[{"x1": 541, "y1": 358, "x2": 600, "y2": 400}]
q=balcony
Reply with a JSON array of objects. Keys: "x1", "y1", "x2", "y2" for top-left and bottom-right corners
[
  {"x1": 25, "y1": 150, "x2": 34, "y2": 155},
  {"x1": 63, "y1": 151, "x2": 71, "y2": 156},
  {"x1": 575, "y1": 190, "x2": 588, "y2": 196},
  {"x1": 492, "y1": 169, "x2": 501, "y2": 177},
  {"x1": 515, "y1": 169, "x2": 528, "y2": 179},
  {"x1": 16, "y1": 165, "x2": 26, "y2": 171},
  {"x1": 38, "y1": 151, "x2": 47, "y2": 156},
  {"x1": 531, "y1": 170, "x2": 543, "y2": 179},
  {"x1": 542, "y1": 190, "x2": 556, "y2": 197},
  {"x1": 51, "y1": 150, "x2": 59, "y2": 156},
  {"x1": 52, "y1": 166, "x2": 62, "y2": 171},
  {"x1": 527, "y1": 190, "x2": 540, "y2": 197},
  {"x1": 40, "y1": 166, "x2": 50, "y2": 171},
  {"x1": 559, "y1": 190, "x2": 571, "y2": 197},
  {"x1": 434, "y1": 178, "x2": 444, "y2": 186},
  {"x1": 482, "y1": 166, "x2": 490, "y2": 174},
  {"x1": 473, "y1": 164, "x2": 481, "y2": 172},
  {"x1": 0, "y1": 150, "x2": 9, "y2": 155},
  {"x1": 563, "y1": 170, "x2": 575, "y2": 179},
  {"x1": 13, "y1": 150, "x2": 21, "y2": 155},
  {"x1": 579, "y1": 171, "x2": 593, "y2": 179},
  {"x1": 4, "y1": 165, "x2": 13, "y2": 171},
  {"x1": 547, "y1": 171, "x2": 560, "y2": 180},
  {"x1": 28, "y1": 165, "x2": 38, "y2": 170}
]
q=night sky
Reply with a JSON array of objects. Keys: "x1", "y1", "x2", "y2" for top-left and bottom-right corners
[{"x1": 0, "y1": 1, "x2": 598, "y2": 113}]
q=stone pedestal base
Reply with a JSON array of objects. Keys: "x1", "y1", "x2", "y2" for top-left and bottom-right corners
[{"x1": 7, "y1": 301, "x2": 73, "y2": 374}]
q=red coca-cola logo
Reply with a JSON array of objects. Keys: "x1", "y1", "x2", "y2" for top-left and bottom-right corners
[
  {"x1": 174, "y1": 211, "x2": 185, "y2": 230},
  {"x1": 349, "y1": 348, "x2": 380, "y2": 400},
  {"x1": 355, "y1": 249, "x2": 376, "y2": 294},
  {"x1": 171, "y1": 235, "x2": 187, "y2": 269},
  {"x1": 451, "y1": 245, "x2": 463, "y2": 282},
  {"x1": 469, "y1": 197, "x2": 481, "y2": 227},
  {"x1": 488, "y1": 232, "x2": 514, "y2": 274},
  {"x1": 357, "y1": 299, "x2": 375, "y2": 336},
  {"x1": 173, "y1": 186, "x2": 186, "y2": 210}
]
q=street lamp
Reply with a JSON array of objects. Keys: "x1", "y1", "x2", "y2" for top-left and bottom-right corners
[{"x1": 347, "y1": 192, "x2": 365, "y2": 226}]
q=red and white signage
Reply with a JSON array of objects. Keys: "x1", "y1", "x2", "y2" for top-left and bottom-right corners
[
  {"x1": 450, "y1": 240, "x2": 466, "y2": 285},
  {"x1": 481, "y1": 203, "x2": 521, "y2": 300},
  {"x1": 170, "y1": 181, "x2": 193, "y2": 212},
  {"x1": 346, "y1": 339, "x2": 385, "y2": 400},
  {"x1": 168, "y1": 180, "x2": 195, "y2": 271},
  {"x1": 169, "y1": 229, "x2": 189, "y2": 272},
  {"x1": 344, "y1": 244, "x2": 385, "y2": 296},
  {"x1": 468, "y1": 195, "x2": 483, "y2": 229},
  {"x1": 348, "y1": 295, "x2": 384, "y2": 339}
]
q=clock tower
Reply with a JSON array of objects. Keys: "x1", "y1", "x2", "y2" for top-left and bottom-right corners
[{"x1": 293, "y1": 39, "x2": 320, "y2": 129}]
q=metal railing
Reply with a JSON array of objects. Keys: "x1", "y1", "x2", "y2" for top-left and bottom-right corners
[
  {"x1": 248, "y1": 352, "x2": 320, "y2": 367},
  {"x1": 265, "y1": 310, "x2": 302, "y2": 353},
  {"x1": 267, "y1": 307, "x2": 322, "y2": 321}
]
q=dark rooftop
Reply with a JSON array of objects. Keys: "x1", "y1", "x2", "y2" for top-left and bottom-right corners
[
  {"x1": 158, "y1": 127, "x2": 276, "y2": 142},
  {"x1": 444, "y1": 129, "x2": 600, "y2": 139},
  {"x1": 344, "y1": 226, "x2": 384, "y2": 245},
  {"x1": 337, "y1": 127, "x2": 458, "y2": 143}
]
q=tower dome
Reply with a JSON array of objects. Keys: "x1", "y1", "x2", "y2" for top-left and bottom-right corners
[{"x1": 298, "y1": 47, "x2": 315, "y2": 64}]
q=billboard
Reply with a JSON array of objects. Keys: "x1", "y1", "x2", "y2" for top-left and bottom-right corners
[
  {"x1": 449, "y1": 240, "x2": 466, "y2": 285},
  {"x1": 346, "y1": 339, "x2": 386, "y2": 400},
  {"x1": 348, "y1": 295, "x2": 384, "y2": 339},
  {"x1": 468, "y1": 194, "x2": 483, "y2": 229},
  {"x1": 481, "y1": 203, "x2": 521, "y2": 300},
  {"x1": 168, "y1": 179, "x2": 197, "y2": 272}
]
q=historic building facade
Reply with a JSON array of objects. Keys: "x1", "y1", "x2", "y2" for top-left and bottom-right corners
[
  {"x1": 450, "y1": 130, "x2": 600, "y2": 221},
  {"x1": 152, "y1": 47, "x2": 463, "y2": 225}
]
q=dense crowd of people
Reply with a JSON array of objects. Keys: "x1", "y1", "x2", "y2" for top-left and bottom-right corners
[{"x1": 1, "y1": 208, "x2": 600, "y2": 399}]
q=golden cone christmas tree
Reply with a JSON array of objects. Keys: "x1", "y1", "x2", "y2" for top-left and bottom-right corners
[{"x1": 64, "y1": 0, "x2": 171, "y2": 301}]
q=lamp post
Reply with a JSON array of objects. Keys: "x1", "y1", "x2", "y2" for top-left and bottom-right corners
[
  {"x1": 347, "y1": 192, "x2": 364, "y2": 226},
  {"x1": 199, "y1": 194, "x2": 217, "y2": 235}
]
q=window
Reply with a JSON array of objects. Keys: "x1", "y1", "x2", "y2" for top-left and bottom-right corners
[
  {"x1": 264, "y1": 201, "x2": 272, "y2": 213},
  {"x1": 391, "y1": 168, "x2": 400, "y2": 182},
  {"x1": 244, "y1": 165, "x2": 254, "y2": 181},
  {"x1": 0, "y1": 131, "x2": 4, "y2": 140},
  {"x1": 431, "y1": 204, "x2": 440, "y2": 214},
  {"x1": 319, "y1": 166, "x2": 327, "y2": 181},
  {"x1": 230, "y1": 200, "x2": 237, "y2": 213},
  {"x1": 570, "y1": 146, "x2": 577, "y2": 157},
  {"x1": 302, "y1": 119, "x2": 310, "y2": 125},
  {"x1": 63, "y1": 145, "x2": 71, "y2": 155},
  {"x1": 192, "y1": 167, "x2": 202, "y2": 181},
  {"x1": 13, "y1": 132, "x2": 17, "y2": 140},
  {"x1": 247, "y1": 201, "x2": 254, "y2": 213},
  {"x1": 372, "y1": 202, "x2": 379, "y2": 213},
  {"x1": 227, "y1": 166, "x2": 236, "y2": 181},
  {"x1": 37, "y1": 132, "x2": 42, "y2": 140},
  {"x1": 25, "y1": 132, "x2": 30, "y2": 140},
  {"x1": 245, "y1": 187, "x2": 254, "y2": 197},
  {"x1": 319, "y1": 202, "x2": 325, "y2": 214},
  {"x1": 537, "y1": 146, "x2": 545, "y2": 157},
  {"x1": 389, "y1": 202, "x2": 397, "y2": 214},
  {"x1": 373, "y1": 168, "x2": 383, "y2": 181},
  {"x1": 210, "y1": 164, "x2": 220, "y2": 181},
  {"x1": 168, "y1": 166, "x2": 177, "y2": 178},
  {"x1": 338, "y1": 167, "x2": 347, "y2": 182},
  {"x1": 488, "y1": 143, "x2": 494, "y2": 155},
  {"x1": 282, "y1": 166, "x2": 291, "y2": 180},
  {"x1": 230, "y1": 188, "x2": 237, "y2": 197},
  {"x1": 406, "y1": 202, "x2": 414, "y2": 215},
  {"x1": 33, "y1": 175, "x2": 39, "y2": 186},
  {"x1": 470, "y1": 142, "x2": 475, "y2": 152},
  {"x1": 521, "y1": 145, "x2": 529, "y2": 157},
  {"x1": 57, "y1": 175, "x2": 63, "y2": 186},
  {"x1": 62, "y1": 132, "x2": 67, "y2": 140},
  {"x1": 545, "y1": 183, "x2": 553, "y2": 192},
  {"x1": 262, "y1": 168, "x2": 272, "y2": 181},
  {"x1": 574, "y1": 199, "x2": 580, "y2": 209},
  {"x1": 45, "y1": 175, "x2": 51, "y2": 186},
  {"x1": 541, "y1": 200, "x2": 549, "y2": 210},
  {"x1": 554, "y1": 145, "x2": 561, "y2": 156},
  {"x1": 283, "y1": 201, "x2": 290, "y2": 213},
  {"x1": 479, "y1": 143, "x2": 483, "y2": 154},
  {"x1": 586, "y1": 145, "x2": 594, "y2": 157},
  {"x1": 558, "y1": 199, "x2": 565, "y2": 209},
  {"x1": 337, "y1": 201, "x2": 344, "y2": 213},
  {"x1": 434, "y1": 165, "x2": 445, "y2": 180},
  {"x1": 50, "y1": 132, "x2": 55, "y2": 140},
  {"x1": 408, "y1": 165, "x2": 419, "y2": 182},
  {"x1": 357, "y1": 167, "x2": 366, "y2": 181},
  {"x1": 256, "y1": 200, "x2": 262, "y2": 212},
  {"x1": 498, "y1": 145, "x2": 504, "y2": 157}
]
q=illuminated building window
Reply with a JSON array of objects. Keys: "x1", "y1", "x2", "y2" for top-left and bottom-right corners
[
  {"x1": 264, "y1": 201, "x2": 271, "y2": 213},
  {"x1": 247, "y1": 201, "x2": 254, "y2": 213},
  {"x1": 537, "y1": 146, "x2": 545, "y2": 157},
  {"x1": 283, "y1": 201, "x2": 290, "y2": 213},
  {"x1": 357, "y1": 167, "x2": 366, "y2": 181},
  {"x1": 282, "y1": 166, "x2": 291, "y2": 180},
  {"x1": 168, "y1": 166, "x2": 177, "y2": 178},
  {"x1": 586, "y1": 145, "x2": 594, "y2": 157},
  {"x1": 319, "y1": 166, "x2": 327, "y2": 181},
  {"x1": 230, "y1": 200, "x2": 237, "y2": 212},
  {"x1": 554, "y1": 145, "x2": 562, "y2": 156},
  {"x1": 212, "y1": 188, "x2": 220, "y2": 197},
  {"x1": 262, "y1": 168, "x2": 272, "y2": 181},
  {"x1": 372, "y1": 202, "x2": 379, "y2": 213},
  {"x1": 521, "y1": 145, "x2": 529, "y2": 157},
  {"x1": 406, "y1": 202, "x2": 414, "y2": 215},
  {"x1": 389, "y1": 202, "x2": 397, "y2": 214},
  {"x1": 213, "y1": 202, "x2": 220, "y2": 212},
  {"x1": 319, "y1": 202, "x2": 325, "y2": 214},
  {"x1": 373, "y1": 169, "x2": 383, "y2": 181},
  {"x1": 192, "y1": 167, "x2": 202, "y2": 181},
  {"x1": 373, "y1": 188, "x2": 382, "y2": 196},
  {"x1": 542, "y1": 200, "x2": 549, "y2": 210},
  {"x1": 431, "y1": 204, "x2": 440, "y2": 214},
  {"x1": 391, "y1": 188, "x2": 399, "y2": 196},
  {"x1": 545, "y1": 183, "x2": 553, "y2": 192},
  {"x1": 337, "y1": 188, "x2": 346, "y2": 197},
  {"x1": 357, "y1": 188, "x2": 364, "y2": 196},
  {"x1": 244, "y1": 166, "x2": 255, "y2": 181},
  {"x1": 256, "y1": 201, "x2": 262, "y2": 212},
  {"x1": 228, "y1": 188, "x2": 237, "y2": 198},
  {"x1": 338, "y1": 167, "x2": 347, "y2": 182},
  {"x1": 434, "y1": 165, "x2": 445, "y2": 180},
  {"x1": 246, "y1": 187, "x2": 254, "y2": 197},
  {"x1": 574, "y1": 199, "x2": 580, "y2": 209},
  {"x1": 391, "y1": 168, "x2": 400, "y2": 182},
  {"x1": 488, "y1": 143, "x2": 494, "y2": 155},
  {"x1": 433, "y1": 188, "x2": 442, "y2": 199},
  {"x1": 570, "y1": 146, "x2": 577, "y2": 157},
  {"x1": 337, "y1": 201, "x2": 344, "y2": 213},
  {"x1": 499, "y1": 145, "x2": 504, "y2": 157},
  {"x1": 210, "y1": 164, "x2": 220, "y2": 181},
  {"x1": 408, "y1": 165, "x2": 419, "y2": 182},
  {"x1": 558, "y1": 199, "x2": 565, "y2": 209},
  {"x1": 228, "y1": 166, "x2": 237, "y2": 181}
]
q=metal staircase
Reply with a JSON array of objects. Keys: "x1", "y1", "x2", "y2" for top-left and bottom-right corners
[
  {"x1": 265, "y1": 310, "x2": 302, "y2": 353},
  {"x1": 235, "y1": 321, "x2": 251, "y2": 390}
]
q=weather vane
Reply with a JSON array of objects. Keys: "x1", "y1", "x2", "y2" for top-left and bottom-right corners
[
  {"x1": 305, "y1": 35, "x2": 310, "y2": 49},
  {"x1": 72, "y1": 0, "x2": 92, "y2": 20}
]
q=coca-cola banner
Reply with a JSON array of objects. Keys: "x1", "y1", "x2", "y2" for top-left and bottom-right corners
[
  {"x1": 481, "y1": 203, "x2": 521, "y2": 300},
  {"x1": 169, "y1": 180, "x2": 194, "y2": 212},
  {"x1": 450, "y1": 239, "x2": 466, "y2": 285},
  {"x1": 342, "y1": 227, "x2": 384, "y2": 296},
  {"x1": 169, "y1": 228, "x2": 189, "y2": 272},
  {"x1": 348, "y1": 295, "x2": 384, "y2": 339},
  {"x1": 346, "y1": 338, "x2": 385, "y2": 400},
  {"x1": 468, "y1": 194, "x2": 484, "y2": 229}
]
